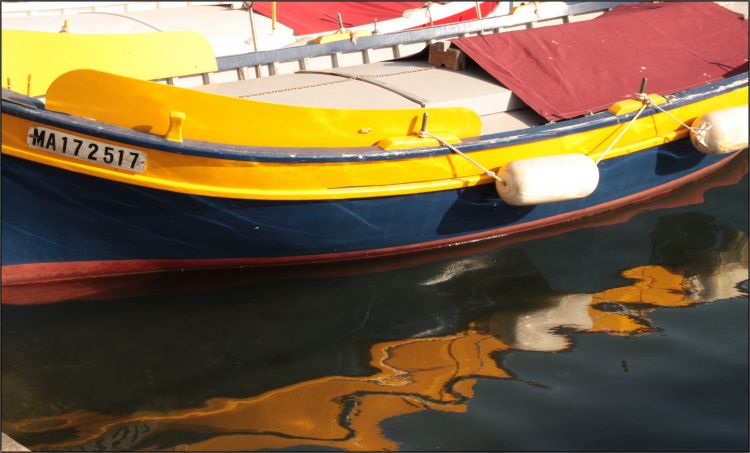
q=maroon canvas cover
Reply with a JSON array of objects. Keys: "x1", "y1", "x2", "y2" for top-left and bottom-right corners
[
  {"x1": 453, "y1": 2, "x2": 749, "y2": 121},
  {"x1": 252, "y1": 2, "x2": 426, "y2": 35}
]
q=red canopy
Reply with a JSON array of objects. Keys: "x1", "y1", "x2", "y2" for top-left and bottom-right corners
[
  {"x1": 453, "y1": 2, "x2": 749, "y2": 121},
  {"x1": 425, "y1": 2, "x2": 498, "y2": 28},
  {"x1": 251, "y1": 2, "x2": 425, "y2": 35}
]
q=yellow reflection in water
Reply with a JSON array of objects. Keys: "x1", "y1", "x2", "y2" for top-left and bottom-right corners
[
  {"x1": 8, "y1": 231, "x2": 748, "y2": 451},
  {"x1": 10, "y1": 331, "x2": 509, "y2": 451}
]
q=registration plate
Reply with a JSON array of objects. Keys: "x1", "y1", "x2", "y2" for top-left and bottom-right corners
[{"x1": 27, "y1": 126, "x2": 147, "y2": 172}]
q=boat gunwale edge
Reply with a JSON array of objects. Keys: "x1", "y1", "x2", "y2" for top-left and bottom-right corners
[{"x1": 1, "y1": 73, "x2": 747, "y2": 163}]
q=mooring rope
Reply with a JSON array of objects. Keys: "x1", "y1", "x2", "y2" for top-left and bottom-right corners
[
  {"x1": 594, "y1": 102, "x2": 648, "y2": 165},
  {"x1": 595, "y1": 92, "x2": 706, "y2": 165},
  {"x1": 636, "y1": 94, "x2": 698, "y2": 132},
  {"x1": 419, "y1": 129, "x2": 505, "y2": 185},
  {"x1": 413, "y1": 86, "x2": 707, "y2": 181},
  {"x1": 636, "y1": 93, "x2": 711, "y2": 148}
]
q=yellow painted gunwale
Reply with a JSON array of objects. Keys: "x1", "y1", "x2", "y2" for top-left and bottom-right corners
[{"x1": 1, "y1": 86, "x2": 746, "y2": 201}]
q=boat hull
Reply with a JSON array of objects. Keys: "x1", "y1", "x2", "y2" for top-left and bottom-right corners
[{"x1": 1, "y1": 139, "x2": 737, "y2": 285}]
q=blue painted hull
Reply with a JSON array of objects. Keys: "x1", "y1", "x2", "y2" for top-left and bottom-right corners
[{"x1": 0, "y1": 138, "x2": 730, "y2": 271}]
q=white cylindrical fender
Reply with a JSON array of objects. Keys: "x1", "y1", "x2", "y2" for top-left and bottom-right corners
[
  {"x1": 496, "y1": 154, "x2": 600, "y2": 206},
  {"x1": 690, "y1": 105, "x2": 748, "y2": 155}
]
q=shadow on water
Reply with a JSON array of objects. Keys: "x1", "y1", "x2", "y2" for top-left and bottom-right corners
[{"x1": 1, "y1": 154, "x2": 748, "y2": 451}]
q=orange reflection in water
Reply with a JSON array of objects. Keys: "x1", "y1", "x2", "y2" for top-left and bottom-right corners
[
  {"x1": 588, "y1": 265, "x2": 694, "y2": 334},
  {"x1": 8, "y1": 233, "x2": 748, "y2": 451},
  {"x1": 10, "y1": 331, "x2": 509, "y2": 451}
]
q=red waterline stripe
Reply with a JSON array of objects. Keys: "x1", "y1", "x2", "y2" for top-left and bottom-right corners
[{"x1": 1, "y1": 152, "x2": 741, "y2": 287}]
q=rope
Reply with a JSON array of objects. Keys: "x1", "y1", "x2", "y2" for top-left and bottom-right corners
[
  {"x1": 595, "y1": 93, "x2": 705, "y2": 165},
  {"x1": 238, "y1": 67, "x2": 432, "y2": 98},
  {"x1": 239, "y1": 78, "x2": 350, "y2": 98},
  {"x1": 636, "y1": 93, "x2": 712, "y2": 147},
  {"x1": 419, "y1": 130, "x2": 505, "y2": 184},
  {"x1": 299, "y1": 69, "x2": 429, "y2": 106},
  {"x1": 420, "y1": 90, "x2": 707, "y2": 181},
  {"x1": 634, "y1": 93, "x2": 701, "y2": 133},
  {"x1": 595, "y1": 103, "x2": 648, "y2": 164},
  {"x1": 79, "y1": 11, "x2": 164, "y2": 31}
]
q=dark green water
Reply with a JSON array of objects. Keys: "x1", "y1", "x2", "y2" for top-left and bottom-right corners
[{"x1": 2, "y1": 155, "x2": 748, "y2": 452}]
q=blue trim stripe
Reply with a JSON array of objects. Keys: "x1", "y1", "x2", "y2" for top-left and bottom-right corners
[{"x1": 2, "y1": 74, "x2": 746, "y2": 163}]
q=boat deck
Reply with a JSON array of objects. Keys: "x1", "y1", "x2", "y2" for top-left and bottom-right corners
[{"x1": 195, "y1": 60, "x2": 547, "y2": 136}]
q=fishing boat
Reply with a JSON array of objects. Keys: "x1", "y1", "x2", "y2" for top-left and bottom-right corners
[
  {"x1": 2, "y1": 1, "x2": 615, "y2": 98},
  {"x1": 3, "y1": 149, "x2": 745, "y2": 306},
  {"x1": 1, "y1": 1, "x2": 748, "y2": 290},
  {"x1": 2, "y1": 1, "x2": 504, "y2": 57}
]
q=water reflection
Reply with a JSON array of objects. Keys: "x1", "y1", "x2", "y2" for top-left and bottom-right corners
[{"x1": 3, "y1": 202, "x2": 747, "y2": 451}]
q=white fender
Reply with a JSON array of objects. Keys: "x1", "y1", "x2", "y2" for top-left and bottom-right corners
[
  {"x1": 496, "y1": 154, "x2": 599, "y2": 206},
  {"x1": 690, "y1": 105, "x2": 748, "y2": 155}
]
